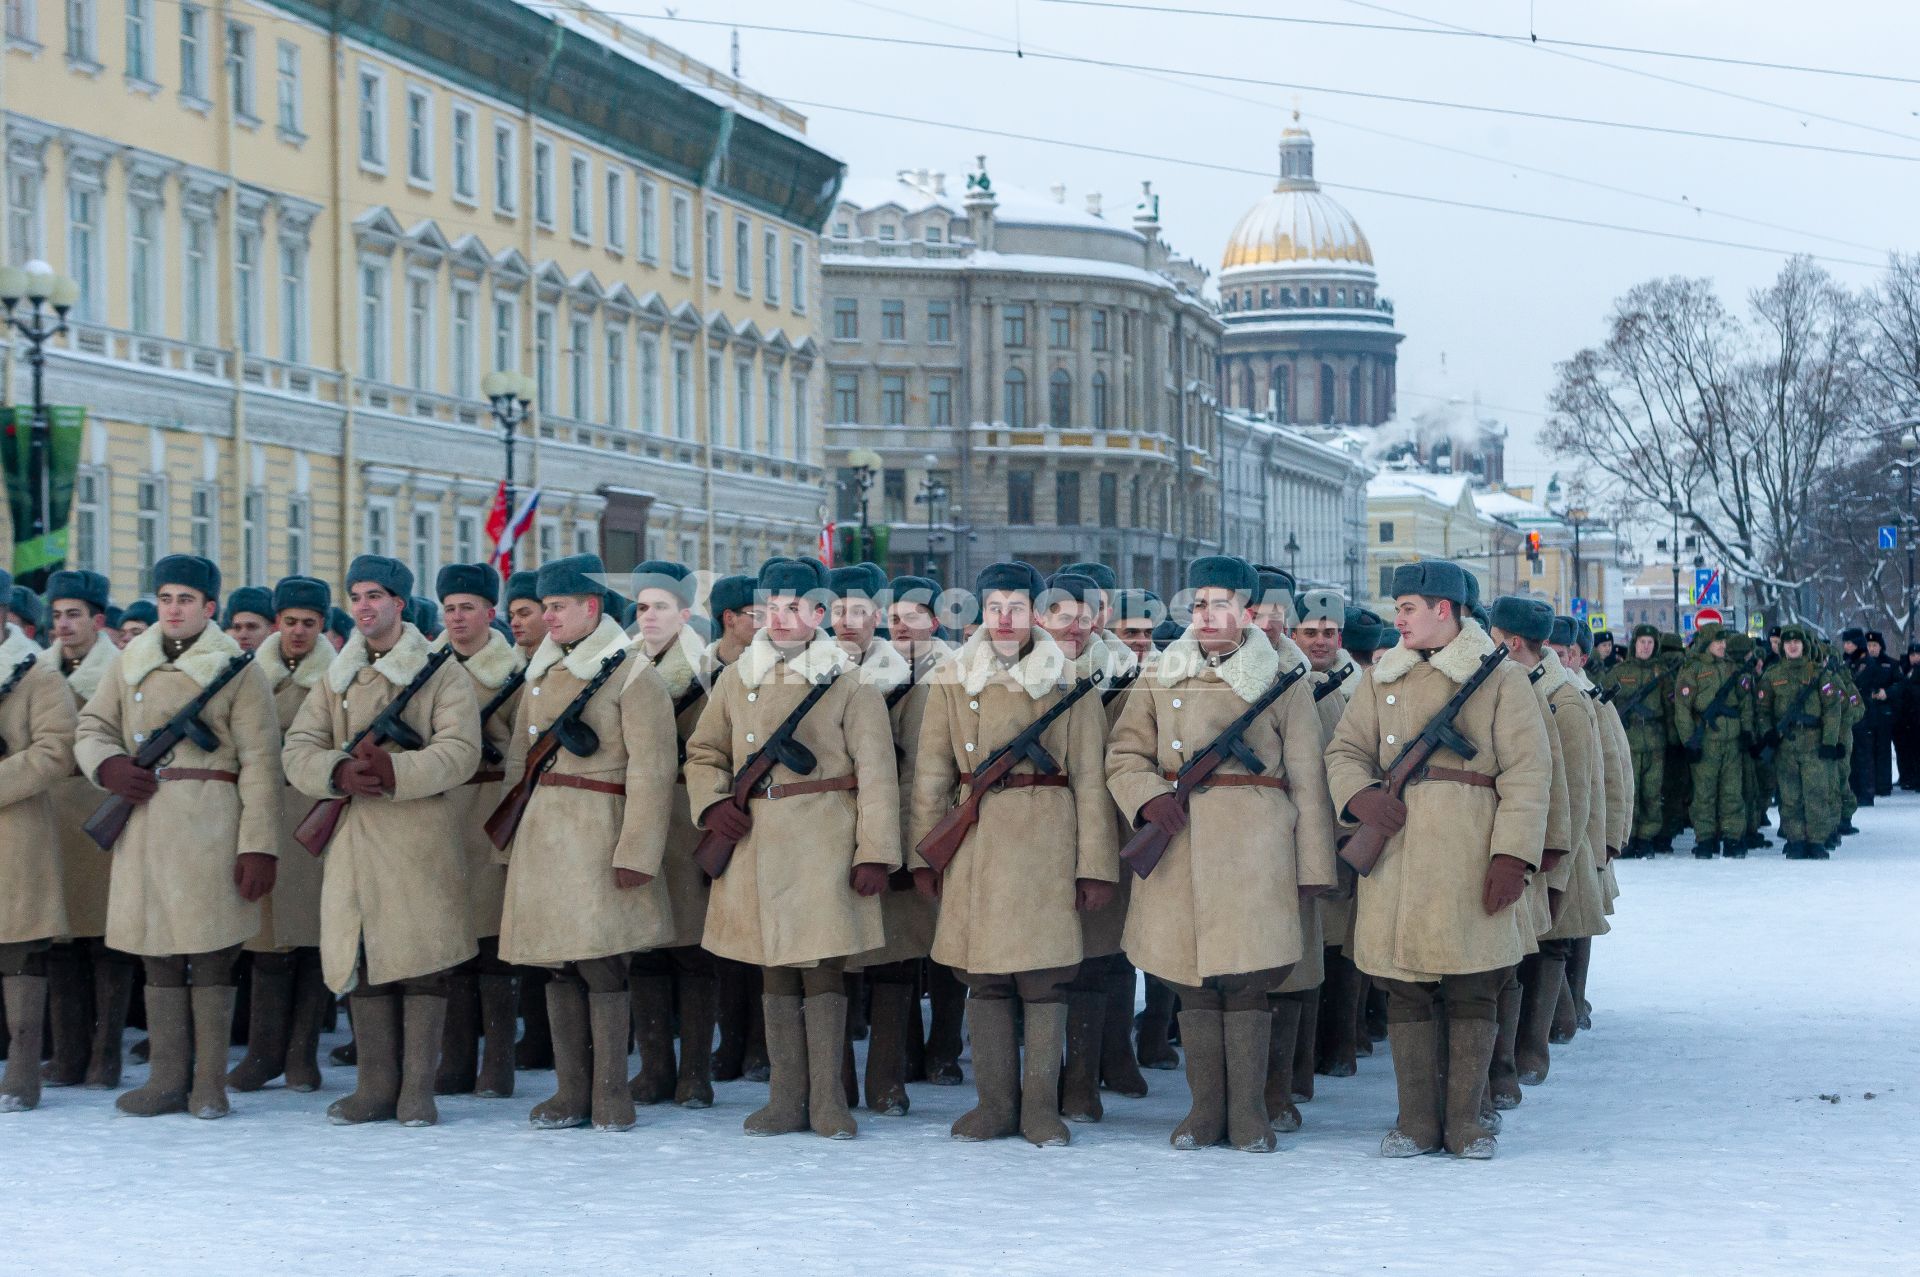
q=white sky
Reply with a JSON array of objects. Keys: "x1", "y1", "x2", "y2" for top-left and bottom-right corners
[{"x1": 639, "y1": 0, "x2": 1920, "y2": 497}]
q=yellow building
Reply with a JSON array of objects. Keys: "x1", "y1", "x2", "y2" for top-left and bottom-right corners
[
  {"x1": 1364, "y1": 469, "x2": 1520, "y2": 610},
  {"x1": 2, "y1": 0, "x2": 842, "y2": 600}
]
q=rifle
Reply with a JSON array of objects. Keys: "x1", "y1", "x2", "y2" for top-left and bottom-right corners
[
  {"x1": 1756, "y1": 677, "x2": 1821, "y2": 762},
  {"x1": 1683, "y1": 669, "x2": 1746, "y2": 754},
  {"x1": 1102, "y1": 664, "x2": 1142, "y2": 705},
  {"x1": 692, "y1": 676, "x2": 837, "y2": 878},
  {"x1": 1613, "y1": 675, "x2": 1662, "y2": 724},
  {"x1": 293, "y1": 647, "x2": 455, "y2": 857},
  {"x1": 1121, "y1": 664, "x2": 1310, "y2": 879},
  {"x1": 477, "y1": 667, "x2": 528, "y2": 766},
  {"x1": 1314, "y1": 662, "x2": 1352, "y2": 702},
  {"x1": 915, "y1": 670, "x2": 1107, "y2": 875},
  {"x1": 485, "y1": 647, "x2": 630, "y2": 850},
  {"x1": 83, "y1": 650, "x2": 257, "y2": 851},
  {"x1": 0, "y1": 654, "x2": 40, "y2": 758},
  {"x1": 1338, "y1": 643, "x2": 1510, "y2": 877}
]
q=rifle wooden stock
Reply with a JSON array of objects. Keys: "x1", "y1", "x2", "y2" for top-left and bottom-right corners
[
  {"x1": 486, "y1": 733, "x2": 560, "y2": 850},
  {"x1": 292, "y1": 647, "x2": 453, "y2": 857},
  {"x1": 1118, "y1": 817, "x2": 1177, "y2": 881},
  {"x1": 691, "y1": 752, "x2": 777, "y2": 879},
  {"x1": 81, "y1": 795, "x2": 137, "y2": 852},
  {"x1": 914, "y1": 795, "x2": 985, "y2": 875},
  {"x1": 1339, "y1": 741, "x2": 1434, "y2": 877},
  {"x1": 293, "y1": 795, "x2": 346, "y2": 859}
]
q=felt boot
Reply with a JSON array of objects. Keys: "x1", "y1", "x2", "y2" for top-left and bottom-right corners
[
  {"x1": 1489, "y1": 972, "x2": 1523, "y2": 1110},
  {"x1": 397, "y1": 995, "x2": 447, "y2": 1127},
  {"x1": 435, "y1": 967, "x2": 479, "y2": 1095},
  {"x1": 673, "y1": 972, "x2": 717, "y2": 1109},
  {"x1": 188, "y1": 985, "x2": 236, "y2": 1119},
  {"x1": 1059, "y1": 988, "x2": 1104, "y2": 1123},
  {"x1": 0, "y1": 975, "x2": 47, "y2": 1112},
  {"x1": 1136, "y1": 976, "x2": 1180, "y2": 1070},
  {"x1": 805, "y1": 992, "x2": 857, "y2": 1139},
  {"x1": 589, "y1": 991, "x2": 637, "y2": 1132},
  {"x1": 1516, "y1": 954, "x2": 1564, "y2": 1086},
  {"x1": 41, "y1": 944, "x2": 89, "y2": 1088},
  {"x1": 1380, "y1": 1019, "x2": 1442, "y2": 1157},
  {"x1": 327, "y1": 994, "x2": 399, "y2": 1124},
  {"x1": 861, "y1": 977, "x2": 911, "y2": 1117},
  {"x1": 923, "y1": 961, "x2": 967, "y2": 1085},
  {"x1": 1171, "y1": 1009, "x2": 1225, "y2": 1150},
  {"x1": 1265, "y1": 995, "x2": 1302, "y2": 1132},
  {"x1": 743, "y1": 995, "x2": 808, "y2": 1136},
  {"x1": 628, "y1": 974, "x2": 677, "y2": 1104},
  {"x1": 1099, "y1": 960, "x2": 1149, "y2": 1097},
  {"x1": 116, "y1": 986, "x2": 190, "y2": 1117},
  {"x1": 950, "y1": 996, "x2": 1018, "y2": 1141},
  {"x1": 1445, "y1": 1017, "x2": 1500, "y2": 1159},
  {"x1": 227, "y1": 953, "x2": 293, "y2": 1092},
  {"x1": 1019, "y1": 1000, "x2": 1069, "y2": 1147},
  {"x1": 84, "y1": 952, "x2": 134, "y2": 1089},
  {"x1": 529, "y1": 981, "x2": 589, "y2": 1130},
  {"x1": 1224, "y1": 1008, "x2": 1276, "y2": 1153},
  {"x1": 474, "y1": 972, "x2": 517, "y2": 1099}
]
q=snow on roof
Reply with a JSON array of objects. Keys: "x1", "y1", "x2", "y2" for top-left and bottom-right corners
[
  {"x1": 1472, "y1": 490, "x2": 1550, "y2": 519},
  {"x1": 1368, "y1": 471, "x2": 1473, "y2": 506},
  {"x1": 992, "y1": 186, "x2": 1142, "y2": 238},
  {"x1": 836, "y1": 176, "x2": 961, "y2": 217}
]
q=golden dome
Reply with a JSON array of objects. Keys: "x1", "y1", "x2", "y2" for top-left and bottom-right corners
[{"x1": 1221, "y1": 125, "x2": 1373, "y2": 270}]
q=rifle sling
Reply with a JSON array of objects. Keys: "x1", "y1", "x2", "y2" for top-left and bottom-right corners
[{"x1": 538, "y1": 773, "x2": 625, "y2": 797}]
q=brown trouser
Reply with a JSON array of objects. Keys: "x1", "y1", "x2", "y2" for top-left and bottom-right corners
[
  {"x1": 1378, "y1": 968, "x2": 1507, "y2": 1024},
  {"x1": 1166, "y1": 965, "x2": 1292, "y2": 1014},
  {"x1": 143, "y1": 944, "x2": 243, "y2": 989},
  {"x1": 763, "y1": 958, "x2": 846, "y2": 998},
  {"x1": 352, "y1": 952, "x2": 452, "y2": 1000},
  {"x1": 960, "y1": 965, "x2": 1076, "y2": 1006},
  {"x1": 0, "y1": 939, "x2": 49, "y2": 977}
]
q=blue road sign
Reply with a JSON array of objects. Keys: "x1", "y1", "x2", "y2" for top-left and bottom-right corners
[
  {"x1": 1880, "y1": 525, "x2": 1899, "y2": 550},
  {"x1": 1694, "y1": 568, "x2": 1722, "y2": 606},
  {"x1": 1570, "y1": 597, "x2": 1587, "y2": 620}
]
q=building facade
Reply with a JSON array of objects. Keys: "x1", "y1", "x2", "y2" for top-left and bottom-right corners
[
  {"x1": 1, "y1": 0, "x2": 841, "y2": 600},
  {"x1": 821, "y1": 164, "x2": 1221, "y2": 597},
  {"x1": 1364, "y1": 469, "x2": 1523, "y2": 611},
  {"x1": 1218, "y1": 409, "x2": 1372, "y2": 596}
]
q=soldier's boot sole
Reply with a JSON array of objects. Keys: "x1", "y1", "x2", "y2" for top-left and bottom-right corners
[
  {"x1": 589, "y1": 992, "x2": 637, "y2": 1132},
  {"x1": 1058, "y1": 989, "x2": 1104, "y2": 1123},
  {"x1": 327, "y1": 994, "x2": 399, "y2": 1125},
  {"x1": 1515, "y1": 955, "x2": 1564, "y2": 1086},
  {"x1": 627, "y1": 974, "x2": 676, "y2": 1105},
  {"x1": 1489, "y1": 973, "x2": 1524, "y2": 1111},
  {"x1": 805, "y1": 993, "x2": 857, "y2": 1139},
  {"x1": 1171, "y1": 1009, "x2": 1225, "y2": 1150},
  {"x1": 188, "y1": 986, "x2": 236, "y2": 1119},
  {"x1": 228, "y1": 954, "x2": 294, "y2": 1093},
  {"x1": 1444, "y1": 1018, "x2": 1500, "y2": 1159},
  {"x1": 1381, "y1": 1019, "x2": 1443, "y2": 1157},
  {"x1": 1, "y1": 975, "x2": 48, "y2": 1112},
  {"x1": 83, "y1": 955, "x2": 134, "y2": 1090},
  {"x1": 1019, "y1": 1000, "x2": 1070, "y2": 1147},
  {"x1": 433, "y1": 966, "x2": 479, "y2": 1096},
  {"x1": 673, "y1": 973, "x2": 717, "y2": 1109},
  {"x1": 950, "y1": 996, "x2": 1018, "y2": 1141},
  {"x1": 1098, "y1": 960, "x2": 1149, "y2": 1098},
  {"x1": 861, "y1": 978, "x2": 911, "y2": 1117},
  {"x1": 1265, "y1": 995, "x2": 1302, "y2": 1133},
  {"x1": 528, "y1": 981, "x2": 590, "y2": 1130},
  {"x1": 396, "y1": 995, "x2": 447, "y2": 1127},
  {"x1": 743, "y1": 995, "x2": 808, "y2": 1136},
  {"x1": 116, "y1": 986, "x2": 191, "y2": 1118},
  {"x1": 41, "y1": 944, "x2": 90, "y2": 1088},
  {"x1": 473, "y1": 972, "x2": 516, "y2": 1099}
]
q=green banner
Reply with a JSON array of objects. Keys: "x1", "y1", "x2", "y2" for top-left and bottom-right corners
[
  {"x1": 836, "y1": 523, "x2": 891, "y2": 566},
  {"x1": 1, "y1": 405, "x2": 86, "y2": 583}
]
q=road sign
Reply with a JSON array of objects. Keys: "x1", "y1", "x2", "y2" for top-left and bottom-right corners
[
  {"x1": 1570, "y1": 597, "x2": 1587, "y2": 620},
  {"x1": 1880, "y1": 525, "x2": 1898, "y2": 550},
  {"x1": 1695, "y1": 606, "x2": 1723, "y2": 626},
  {"x1": 1589, "y1": 613, "x2": 1607, "y2": 632},
  {"x1": 1694, "y1": 568, "x2": 1722, "y2": 606}
]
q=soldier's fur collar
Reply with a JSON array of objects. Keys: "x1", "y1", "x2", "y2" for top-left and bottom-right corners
[
  {"x1": 327, "y1": 623, "x2": 433, "y2": 693},
  {"x1": 847, "y1": 636, "x2": 911, "y2": 693},
  {"x1": 626, "y1": 624, "x2": 706, "y2": 696},
  {"x1": 527, "y1": 615, "x2": 628, "y2": 683},
  {"x1": 0, "y1": 626, "x2": 41, "y2": 678},
  {"x1": 1071, "y1": 631, "x2": 1139, "y2": 683},
  {"x1": 1155, "y1": 625, "x2": 1300, "y2": 704},
  {"x1": 737, "y1": 629, "x2": 850, "y2": 689},
  {"x1": 256, "y1": 630, "x2": 335, "y2": 693},
  {"x1": 1096, "y1": 631, "x2": 1140, "y2": 678},
  {"x1": 1531, "y1": 646, "x2": 1572, "y2": 699},
  {"x1": 951, "y1": 626, "x2": 1068, "y2": 699},
  {"x1": 432, "y1": 629, "x2": 523, "y2": 691},
  {"x1": 907, "y1": 637, "x2": 955, "y2": 681},
  {"x1": 1568, "y1": 665, "x2": 1597, "y2": 694},
  {"x1": 120, "y1": 622, "x2": 245, "y2": 689},
  {"x1": 37, "y1": 631, "x2": 117, "y2": 701},
  {"x1": 1372, "y1": 618, "x2": 1496, "y2": 687},
  {"x1": 1323, "y1": 649, "x2": 1361, "y2": 701}
]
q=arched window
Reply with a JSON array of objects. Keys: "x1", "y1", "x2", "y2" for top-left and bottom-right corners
[
  {"x1": 1243, "y1": 289, "x2": 1254, "y2": 310},
  {"x1": 1318, "y1": 362, "x2": 1335, "y2": 424},
  {"x1": 1004, "y1": 367, "x2": 1027, "y2": 427},
  {"x1": 1260, "y1": 287, "x2": 1271, "y2": 309},
  {"x1": 1336, "y1": 287, "x2": 1347, "y2": 307},
  {"x1": 1349, "y1": 365, "x2": 1365, "y2": 422},
  {"x1": 1092, "y1": 371, "x2": 1109, "y2": 429},
  {"x1": 1272, "y1": 363, "x2": 1291, "y2": 422},
  {"x1": 1048, "y1": 368, "x2": 1072, "y2": 425},
  {"x1": 1316, "y1": 287, "x2": 1329, "y2": 306},
  {"x1": 1280, "y1": 288, "x2": 1294, "y2": 307}
]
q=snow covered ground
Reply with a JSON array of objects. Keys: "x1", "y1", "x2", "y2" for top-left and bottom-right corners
[{"x1": 4, "y1": 801, "x2": 1916, "y2": 1276}]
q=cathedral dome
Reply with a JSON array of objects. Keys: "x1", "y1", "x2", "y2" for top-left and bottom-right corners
[{"x1": 1221, "y1": 126, "x2": 1373, "y2": 271}]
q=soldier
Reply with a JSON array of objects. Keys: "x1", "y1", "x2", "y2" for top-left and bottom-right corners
[
  {"x1": 684, "y1": 556, "x2": 901, "y2": 1139},
  {"x1": 1609, "y1": 625, "x2": 1671, "y2": 857},
  {"x1": 10, "y1": 586, "x2": 42, "y2": 643},
  {"x1": 1853, "y1": 631, "x2": 1900, "y2": 800},
  {"x1": 705, "y1": 574, "x2": 762, "y2": 669},
  {"x1": 429, "y1": 563, "x2": 526, "y2": 1100},
  {"x1": 324, "y1": 606, "x2": 353, "y2": 652},
  {"x1": 624, "y1": 560, "x2": 721, "y2": 1110},
  {"x1": 908, "y1": 561, "x2": 1117, "y2": 1147},
  {"x1": 74, "y1": 555, "x2": 282, "y2": 1119},
  {"x1": 0, "y1": 570, "x2": 80, "y2": 1112},
  {"x1": 1107, "y1": 556, "x2": 1337, "y2": 1152},
  {"x1": 222, "y1": 587, "x2": 274, "y2": 653},
  {"x1": 1325, "y1": 560, "x2": 1551, "y2": 1160},
  {"x1": 1572, "y1": 623, "x2": 1630, "y2": 1040},
  {"x1": 494, "y1": 555, "x2": 676, "y2": 1132},
  {"x1": 118, "y1": 601, "x2": 156, "y2": 644},
  {"x1": 1673, "y1": 623, "x2": 1755, "y2": 859},
  {"x1": 1591, "y1": 630, "x2": 1617, "y2": 672},
  {"x1": 1758, "y1": 625, "x2": 1845, "y2": 860},
  {"x1": 227, "y1": 576, "x2": 335, "y2": 1095},
  {"x1": 1657, "y1": 631, "x2": 1691, "y2": 849},
  {"x1": 37, "y1": 569, "x2": 133, "y2": 1090},
  {"x1": 1111, "y1": 590, "x2": 1161, "y2": 665},
  {"x1": 701, "y1": 571, "x2": 766, "y2": 1085},
  {"x1": 503, "y1": 571, "x2": 544, "y2": 656},
  {"x1": 281, "y1": 555, "x2": 482, "y2": 1127}
]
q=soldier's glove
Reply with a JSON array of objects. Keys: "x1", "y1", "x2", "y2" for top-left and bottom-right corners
[
  {"x1": 233, "y1": 852, "x2": 277, "y2": 902},
  {"x1": 613, "y1": 868, "x2": 653, "y2": 890},
  {"x1": 1346, "y1": 785, "x2": 1407, "y2": 834},
  {"x1": 1818, "y1": 743, "x2": 1844, "y2": 760},
  {"x1": 331, "y1": 757, "x2": 383, "y2": 799},
  {"x1": 1139, "y1": 792, "x2": 1188, "y2": 835},
  {"x1": 1481, "y1": 853, "x2": 1530, "y2": 915},
  {"x1": 1074, "y1": 878, "x2": 1116, "y2": 913},
  {"x1": 356, "y1": 741, "x2": 397, "y2": 795},
  {"x1": 849, "y1": 863, "x2": 890, "y2": 897},
  {"x1": 1604, "y1": 845, "x2": 1619, "y2": 862},
  {"x1": 704, "y1": 801, "x2": 752, "y2": 840},
  {"x1": 911, "y1": 866, "x2": 942, "y2": 900},
  {"x1": 99, "y1": 755, "x2": 159, "y2": 803},
  {"x1": 1540, "y1": 847, "x2": 1568, "y2": 872}
]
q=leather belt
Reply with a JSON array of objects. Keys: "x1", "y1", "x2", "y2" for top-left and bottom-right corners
[
  {"x1": 758, "y1": 775, "x2": 857, "y2": 800},
  {"x1": 1412, "y1": 765, "x2": 1495, "y2": 790},
  {"x1": 155, "y1": 768, "x2": 238, "y2": 783},
  {"x1": 538, "y1": 774, "x2": 626, "y2": 796},
  {"x1": 962, "y1": 771, "x2": 1068, "y2": 791},
  {"x1": 465, "y1": 770, "x2": 505, "y2": 786},
  {"x1": 1161, "y1": 771, "x2": 1288, "y2": 791}
]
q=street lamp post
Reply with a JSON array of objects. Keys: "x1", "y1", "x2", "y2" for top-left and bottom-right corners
[
  {"x1": 1665, "y1": 498, "x2": 1683, "y2": 630},
  {"x1": 480, "y1": 369, "x2": 535, "y2": 564},
  {"x1": 914, "y1": 452, "x2": 948, "y2": 579},
  {"x1": 846, "y1": 446, "x2": 882, "y2": 564},
  {"x1": 1895, "y1": 419, "x2": 1920, "y2": 643},
  {"x1": 1284, "y1": 530, "x2": 1300, "y2": 582},
  {"x1": 0, "y1": 261, "x2": 81, "y2": 589}
]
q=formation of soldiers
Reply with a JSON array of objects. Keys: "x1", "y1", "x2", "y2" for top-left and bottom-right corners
[{"x1": 0, "y1": 548, "x2": 1644, "y2": 1160}]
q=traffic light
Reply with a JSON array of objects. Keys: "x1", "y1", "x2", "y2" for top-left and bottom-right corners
[{"x1": 1525, "y1": 531, "x2": 1542, "y2": 562}]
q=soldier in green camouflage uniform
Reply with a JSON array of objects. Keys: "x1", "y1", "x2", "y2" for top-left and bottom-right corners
[
  {"x1": 1672, "y1": 624, "x2": 1756, "y2": 859},
  {"x1": 1657, "y1": 631, "x2": 1690, "y2": 851},
  {"x1": 1725, "y1": 633, "x2": 1770, "y2": 853},
  {"x1": 1828, "y1": 648, "x2": 1865, "y2": 847},
  {"x1": 1605, "y1": 624, "x2": 1671, "y2": 857},
  {"x1": 1754, "y1": 625, "x2": 1845, "y2": 859}
]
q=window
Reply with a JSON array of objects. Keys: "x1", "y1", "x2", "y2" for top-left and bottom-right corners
[
  {"x1": 492, "y1": 120, "x2": 516, "y2": 213},
  {"x1": 1336, "y1": 287, "x2": 1347, "y2": 307},
  {"x1": 790, "y1": 240, "x2": 807, "y2": 312},
  {"x1": 538, "y1": 521, "x2": 558, "y2": 566},
  {"x1": 1003, "y1": 368, "x2": 1027, "y2": 427},
  {"x1": 533, "y1": 306, "x2": 554, "y2": 407},
  {"x1": 135, "y1": 476, "x2": 165, "y2": 566},
  {"x1": 128, "y1": 199, "x2": 160, "y2": 334},
  {"x1": 883, "y1": 469, "x2": 907, "y2": 523},
  {"x1": 235, "y1": 228, "x2": 260, "y2": 354},
  {"x1": 189, "y1": 484, "x2": 217, "y2": 559},
  {"x1": 1129, "y1": 475, "x2": 1141, "y2": 525},
  {"x1": 125, "y1": 0, "x2": 151, "y2": 81},
  {"x1": 882, "y1": 374, "x2": 906, "y2": 426},
  {"x1": 73, "y1": 468, "x2": 106, "y2": 571},
  {"x1": 5, "y1": 167, "x2": 40, "y2": 264},
  {"x1": 1260, "y1": 287, "x2": 1271, "y2": 309},
  {"x1": 358, "y1": 261, "x2": 388, "y2": 380},
  {"x1": 402, "y1": 274, "x2": 433, "y2": 389},
  {"x1": 452, "y1": 509, "x2": 477, "y2": 566},
  {"x1": 276, "y1": 41, "x2": 301, "y2": 136},
  {"x1": 670, "y1": 192, "x2": 692, "y2": 273},
  {"x1": 877, "y1": 224, "x2": 896, "y2": 242},
  {"x1": 832, "y1": 298, "x2": 858, "y2": 341},
  {"x1": 928, "y1": 375, "x2": 952, "y2": 427},
  {"x1": 365, "y1": 502, "x2": 391, "y2": 556},
  {"x1": 637, "y1": 178, "x2": 659, "y2": 262},
  {"x1": 833, "y1": 221, "x2": 850, "y2": 238},
  {"x1": 183, "y1": 216, "x2": 212, "y2": 344},
  {"x1": 1049, "y1": 306, "x2": 1071, "y2": 348},
  {"x1": 704, "y1": 206, "x2": 722, "y2": 284},
  {"x1": 638, "y1": 332, "x2": 660, "y2": 433},
  {"x1": 357, "y1": 67, "x2": 385, "y2": 169},
  {"x1": 1349, "y1": 366, "x2": 1364, "y2": 423},
  {"x1": 833, "y1": 469, "x2": 860, "y2": 521},
  {"x1": 1091, "y1": 371, "x2": 1109, "y2": 430},
  {"x1": 604, "y1": 326, "x2": 625, "y2": 425},
  {"x1": 1378, "y1": 521, "x2": 1394, "y2": 543},
  {"x1": 879, "y1": 300, "x2": 905, "y2": 342},
  {"x1": 1003, "y1": 305, "x2": 1027, "y2": 347},
  {"x1": 706, "y1": 352, "x2": 723, "y2": 441},
  {"x1": 1048, "y1": 369, "x2": 1071, "y2": 425},
  {"x1": 763, "y1": 229, "x2": 780, "y2": 304},
  {"x1": 287, "y1": 496, "x2": 310, "y2": 573},
  {"x1": 573, "y1": 523, "x2": 595, "y2": 557},
  {"x1": 604, "y1": 169, "x2": 624, "y2": 251},
  {"x1": 1319, "y1": 361, "x2": 1335, "y2": 424},
  {"x1": 927, "y1": 300, "x2": 952, "y2": 344},
  {"x1": 450, "y1": 105, "x2": 475, "y2": 200},
  {"x1": 925, "y1": 224, "x2": 943, "y2": 243},
  {"x1": 1007, "y1": 469, "x2": 1035, "y2": 525},
  {"x1": 179, "y1": 6, "x2": 207, "y2": 101},
  {"x1": 279, "y1": 241, "x2": 307, "y2": 363},
  {"x1": 672, "y1": 344, "x2": 692, "y2": 438},
  {"x1": 242, "y1": 489, "x2": 266, "y2": 581},
  {"x1": 226, "y1": 22, "x2": 255, "y2": 120},
  {"x1": 491, "y1": 297, "x2": 516, "y2": 384},
  {"x1": 1091, "y1": 308, "x2": 1109, "y2": 352},
  {"x1": 66, "y1": 0, "x2": 96, "y2": 64},
  {"x1": 569, "y1": 152, "x2": 590, "y2": 239},
  {"x1": 735, "y1": 361, "x2": 753, "y2": 449},
  {"x1": 411, "y1": 507, "x2": 439, "y2": 588},
  {"x1": 1056, "y1": 471, "x2": 1081, "y2": 526},
  {"x1": 532, "y1": 140, "x2": 554, "y2": 226},
  {"x1": 733, "y1": 215, "x2": 751, "y2": 293},
  {"x1": 764, "y1": 371, "x2": 782, "y2": 456},
  {"x1": 1099, "y1": 472, "x2": 1118, "y2": 527},
  {"x1": 66, "y1": 184, "x2": 100, "y2": 321},
  {"x1": 792, "y1": 373, "x2": 809, "y2": 461},
  {"x1": 7, "y1": 0, "x2": 36, "y2": 45},
  {"x1": 449, "y1": 284, "x2": 476, "y2": 397},
  {"x1": 1272, "y1": 364, "x2": 1291, "y2": 422},
  {"x1": 832, "y1": 372, "x2": 859, "y2": 423},
  {"x1": 568, "y1": 315, "x2": 590, "y2": 418}
]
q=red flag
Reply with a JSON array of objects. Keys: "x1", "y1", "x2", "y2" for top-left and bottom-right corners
[
  {"x1": 819, "y1": 521, "x2": 836, "y2": 567},
  {"x1": 484, "y1": 482, "x2": 510, "y2": 565}
]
